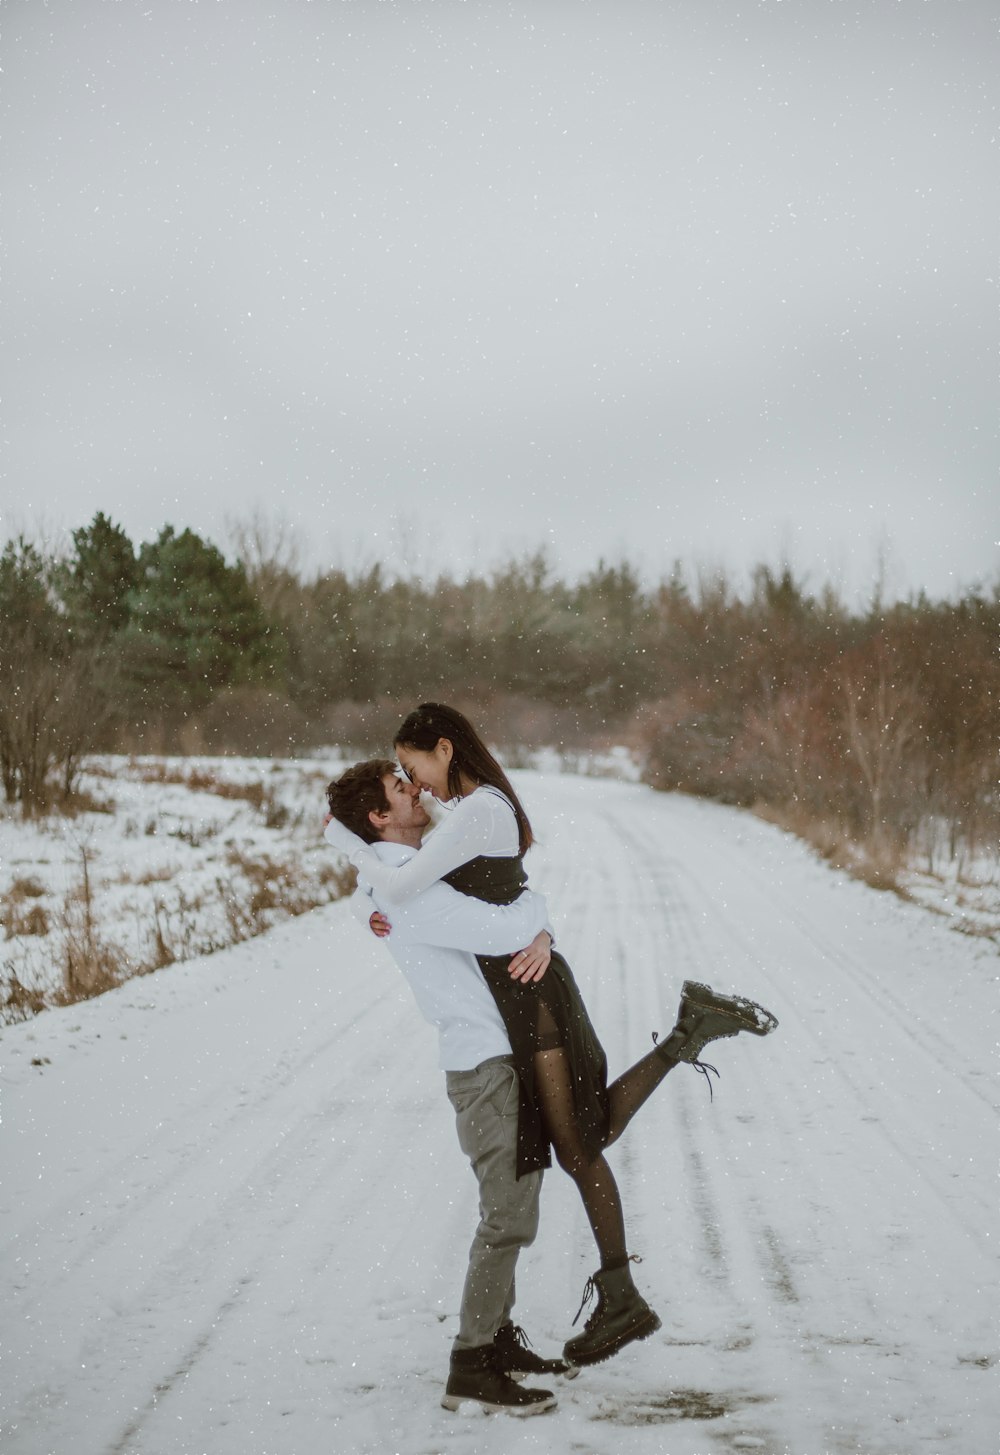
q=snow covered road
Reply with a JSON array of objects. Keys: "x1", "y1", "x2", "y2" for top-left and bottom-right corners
[{"x1": 2, "y1": 774, "x2": 996, "y2": 1455}]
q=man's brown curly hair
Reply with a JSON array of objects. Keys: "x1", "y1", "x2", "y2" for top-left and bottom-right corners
[{"x1": 325, "y1": 758, "x2": 397, "y2": 844}]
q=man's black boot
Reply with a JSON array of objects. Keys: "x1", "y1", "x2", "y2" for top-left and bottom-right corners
[
  {"x1": 441, "y1": 1344, "x2": 557, "y2": 1414},
  {"x1": 493, "y1": 1321, "x2": 579, "y2": 1380},
  {"x1": 656, "y1": 979, "x2": 778, "y2": 1066},
  {"x1": 562, "y1": 1265, "x2": 661, "y2": 1367}
]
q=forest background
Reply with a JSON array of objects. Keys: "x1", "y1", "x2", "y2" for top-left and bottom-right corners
[{"x1": 1, "y1": 511, "x2": 996, "y2": 889}]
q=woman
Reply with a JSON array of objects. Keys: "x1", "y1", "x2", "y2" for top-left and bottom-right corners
[{"x1": 328, "y1": 703, "x2": 777, "y2": 1365}]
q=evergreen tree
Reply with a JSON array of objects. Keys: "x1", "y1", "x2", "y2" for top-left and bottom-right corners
[
  {"x1": 0, "y1": 539, "x2": 59, "y2": 802},
  {"x1": 122, "y1": 526, "x2": 277, "y2": 711},
  {"x1": 0, "y1": 538, "x2": 94, "y2": 809},
  {"x1": 62, "y1": 512, "x2": 138, "y2": 639}
]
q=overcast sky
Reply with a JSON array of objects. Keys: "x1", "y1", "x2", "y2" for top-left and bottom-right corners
[{"x1": 3, "y1": 0, "x2": 996, "y2": 603}]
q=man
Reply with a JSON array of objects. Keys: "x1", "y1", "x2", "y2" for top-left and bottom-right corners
[{"x1": 325, "y1": 760, "x2": 573, "y2": 1416}]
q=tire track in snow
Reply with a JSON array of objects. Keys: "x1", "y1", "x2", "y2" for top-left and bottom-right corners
[
  {"x1": 6, "y1": 1034, "x2": 459, "y2": 1454},
  {"x1": 515, "y1": 794, "x2": 785, "y2": 1449},
  {"x1": 532, "y1": 791, "x2": 776, "y2": 1359},
  {"x1": 527, "y1": 783, "x2": 993, "y2": 1453},
  {"x1": 3, "y1": 976, "x2": 451, "y2": 1453},
  {"x1": 5, "y1": 984, "x2": 404, "y2": 1321},
  {"x1": 603, "y1": 805, "x2": 994, "y2": 1249},
  {"x1": 703, "y1": 882, "x2": 994, "y2": 1249},
  {"x1": 690, "y1": 813, "x2": 995, "y2": 1116}
]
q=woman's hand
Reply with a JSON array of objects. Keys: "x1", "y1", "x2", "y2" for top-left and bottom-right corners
[
  {"x1": 369, "y1": 911, "x2": 392, "y2": 938},
  {"x1": 508, "y1": 930, "x2": 551, "y2": 983}
]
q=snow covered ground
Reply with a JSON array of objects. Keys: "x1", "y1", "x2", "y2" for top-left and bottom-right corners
[
  {"x1": 0, "y1": 755, "x2": 353, "y2": 1014},
  {"x1": 900, "y1": 855, "x2": 999, "y2": 941},
  {"x1": 1, "y1": 771, "x2": 996, "y2": 1455}
]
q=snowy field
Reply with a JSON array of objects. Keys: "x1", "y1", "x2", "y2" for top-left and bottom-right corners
[
  {"x1": 0, "y1": 755, "x2": 355, "y2": 1015},
  {"x1": 1, "y1": 770, "x2": 997, "y2": 1455}
]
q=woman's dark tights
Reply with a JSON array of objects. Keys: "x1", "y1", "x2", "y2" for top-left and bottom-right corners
[{"x1": 533, "y1": 1039, "x2": 678, "y2": 1269}]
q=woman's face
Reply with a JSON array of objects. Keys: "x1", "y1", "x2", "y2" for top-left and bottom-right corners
[{"x1": 396, "y1": 739, "x2": 452, "y2": 799}]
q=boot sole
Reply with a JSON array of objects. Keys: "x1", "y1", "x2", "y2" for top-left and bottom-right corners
[
  {"x1": 440, "y1": 1391, "x2": 558, "y2": 1414},
  {"x1": 563, "y1": 1309, "x2": 662, "y2": 1367},
  {"x1": 681, "y1": 980, "x2": 778, "y2": 1035}
]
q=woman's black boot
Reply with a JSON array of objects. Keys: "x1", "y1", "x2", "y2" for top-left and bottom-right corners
[
  {"x1": 657, "y1": 979, "x2": 778, "y2": 1064},
  {"x1": 562, "y1": 1265, "x2": 661, "y2": 1366}
]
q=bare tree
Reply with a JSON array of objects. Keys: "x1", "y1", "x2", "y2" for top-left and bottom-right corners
[{"x1": 840, "y1": 646, "x2": 921, "y2": 851}]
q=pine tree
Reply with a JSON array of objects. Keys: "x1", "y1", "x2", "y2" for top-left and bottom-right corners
[
  {"x1": 62, "y1": 512, "x2": 138, "y2": 639},
  {"x1": 0, "y1": 538, "x2": 91, "y2": 809},
  {"x1": 122, "y1": 526, "x2": 277, "y2": 712}
]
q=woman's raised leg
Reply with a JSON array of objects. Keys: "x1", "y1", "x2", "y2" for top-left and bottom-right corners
[{"x1": 604, "y1": 1042, "x2": 679, "y2": 1148}]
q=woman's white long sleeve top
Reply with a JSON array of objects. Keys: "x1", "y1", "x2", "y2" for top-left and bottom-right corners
[{"x1": 325, "y1": 787, "x2": 519, "y2": 908}]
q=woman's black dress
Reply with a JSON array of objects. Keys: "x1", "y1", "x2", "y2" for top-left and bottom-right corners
[{"x1": 443, "y1": 855, "x2": 611, "y2": 1179}]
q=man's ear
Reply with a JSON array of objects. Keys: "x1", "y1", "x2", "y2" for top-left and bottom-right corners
[{"x1": 368, "y1": 807, "x2": 388, "y2": 833}]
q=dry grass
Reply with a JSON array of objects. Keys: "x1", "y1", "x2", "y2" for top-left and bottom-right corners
[
  {"x1": 1, "y1": 973, "x2": 48, "y2": 1023},
  {"x1": 126, "y1": 760, "x2": 290, "y2": 827},
  {"x1": 54, "y1": 786, "x2": 117, "y2": 817},
  {"x1": 55, "y1": 847, "x2": 129, "y2": 1002},
  {"x1": 2, "y1": 845, "x2": 355, "y2": 1025},
  {"x1": 753, "y1": 801, "x2": 906, "y2": 893},
  {"x1": 129, "y1": 760, "x2": 189, "y2": 785},
  {"x1": 123, "y1": 865, "x2": 175, "y2": 886},
  {"x1": 187, "y1": 772, "x2": 268, "y2": 809},
  {"x1": 1, "y1": 756, "x2": 355, "y2": 1024},
  {"x1": 220, "y1": 849, "x2": 354, "y2": 941},
  {"x1": 3, "y1": 901, "x2": 50, "y2": 937},
  {"x1": 23, "y1": 785, "x2": 118, "y2": 819},
  {"x1": 2, "y1": 876, "x2": 52, "y2": 938},
  {"x1": 167, "y1": 822, "x2": 219, "y2": 849},
  {"x1": 132, "y1": 760, "x2": 267, "y2": 803},
  {"x1": 8, "y1": 875, "x2": 47, "y2": 899},
  {"x1": 57, "y1": 927, "x2": 127, "y2": 1002}
]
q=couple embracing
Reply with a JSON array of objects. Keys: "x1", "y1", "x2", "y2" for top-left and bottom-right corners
[{"x1": 324, "y1": 703, "x2": 777, "y2": 1416}]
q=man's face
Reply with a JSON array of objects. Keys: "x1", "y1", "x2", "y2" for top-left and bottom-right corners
[{"x1": 371, "y1": 772, "x2": 431, "y2": 845}]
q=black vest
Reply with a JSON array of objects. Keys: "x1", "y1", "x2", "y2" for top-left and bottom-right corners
[{"x1": 443, "y1": 855, "x2": 527, "y2": 906}]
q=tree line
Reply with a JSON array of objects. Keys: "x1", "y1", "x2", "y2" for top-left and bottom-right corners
[{"x1": 1, "y1": 513, "x2": 996, "y2": 875}]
